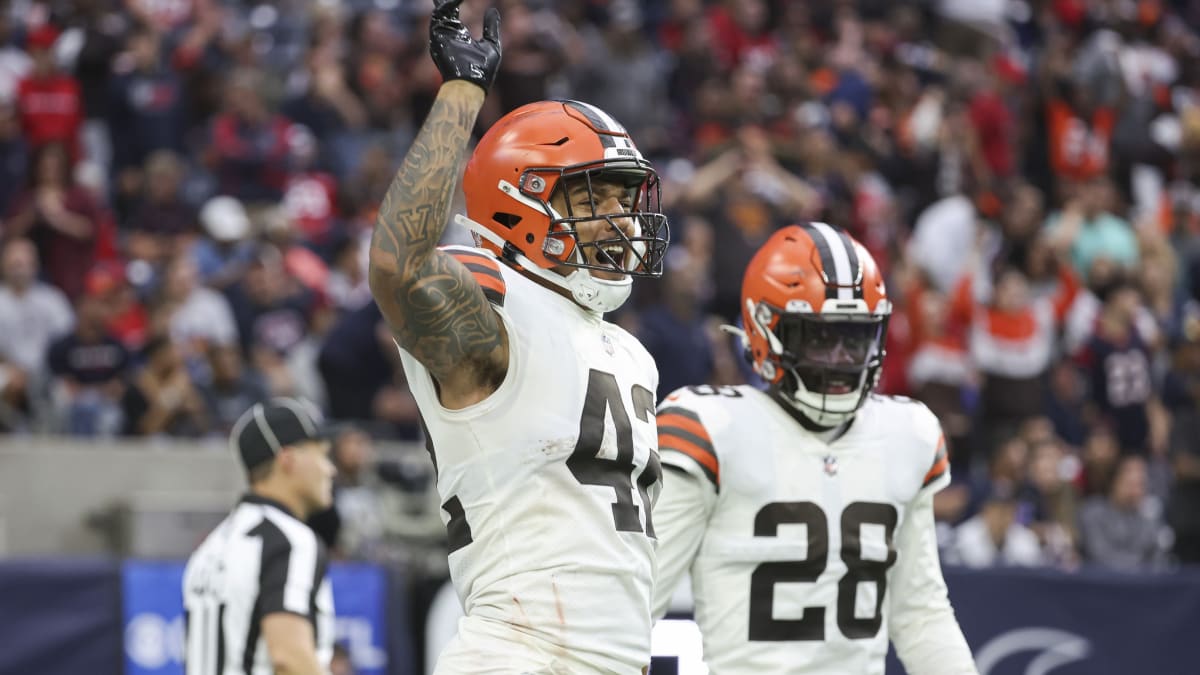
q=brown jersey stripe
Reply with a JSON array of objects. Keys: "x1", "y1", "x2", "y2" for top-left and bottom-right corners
[
  {"x1": 449, "y1": 253, "x2": 507, "y2": 306},
  {"x1": 656, "y1": 413, "x2": 713, "y2": 445}
]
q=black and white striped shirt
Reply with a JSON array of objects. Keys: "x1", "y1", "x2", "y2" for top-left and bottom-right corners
[{"x1": 182, "y1": 494, "x2": 334, "y2": 674}]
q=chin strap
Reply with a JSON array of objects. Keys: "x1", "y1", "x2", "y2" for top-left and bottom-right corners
[{"x1": 454, "y1": 213, "x2": 631, "y2": 315}]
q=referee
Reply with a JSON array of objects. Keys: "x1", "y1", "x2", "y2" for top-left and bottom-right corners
[{"x1": 183, "y1": 398, "x2": 337, "y2": 675}]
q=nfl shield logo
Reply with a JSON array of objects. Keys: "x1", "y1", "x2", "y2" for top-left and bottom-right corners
[
  {"x1": 823, "y1": 454, "x2": 838, "y2": 477},
  {"x1": 602, "y1": 334, "x2": 615, "y2": 356}
]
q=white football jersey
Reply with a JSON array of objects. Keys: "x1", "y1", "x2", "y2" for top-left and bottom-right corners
[
  {"x1": 398, "y1": 246, "x2": 662, "y2": 674},
  {"x1": 652, "y1": 386, "x2": 977, "y2": 675}
]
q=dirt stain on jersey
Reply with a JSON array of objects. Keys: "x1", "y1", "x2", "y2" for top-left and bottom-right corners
[
  {"x1": 552, "y1": 581, "x2": 566, "y2": 626},
  {"x1": 512, "y1": 595, "x2": 532, "y2": 628},
  {"x1": 537, "y1": 437, "x2": 575, "y2": 458}
]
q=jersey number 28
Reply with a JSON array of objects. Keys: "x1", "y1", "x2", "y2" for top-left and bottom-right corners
[
  {"x1": 568, "y1": 369, "x2": 662, "y2": 538},
  {"x1": 749, "y1": 501, "x2": 898, "y2": 641}
]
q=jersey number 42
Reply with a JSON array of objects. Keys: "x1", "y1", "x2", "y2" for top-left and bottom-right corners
[{"x1": 567, "y1": 368, "x2": 662, "y2": 538}]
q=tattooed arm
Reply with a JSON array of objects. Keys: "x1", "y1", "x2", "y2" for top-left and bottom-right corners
[
  {"x1": 369, "y1": 1, "x2": 504, "y2": 408},
  {"x1": 368, "y1": 83, "x2": 507, "y2": 407}
]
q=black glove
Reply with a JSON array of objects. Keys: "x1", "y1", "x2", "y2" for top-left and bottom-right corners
[{"x1": 429, "y1": 0, "x2": 502, "y2": 92}]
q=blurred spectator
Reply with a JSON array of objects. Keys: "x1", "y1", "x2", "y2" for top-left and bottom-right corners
[
  {"x1": 4, "y1": 142, "x2": 103, "y2": 299},
  {"x1": 155, "y1": 254, "x2": 238, "y2": 367},
  {"x1": 121, "y1": 335, "x2": 208, "y2": 436},
  {"x1": 191, "y1": 195, "x2": 256, "y2": 290},
  {"x1": 279, "y1": 125, "x2": 341, "y2": 248},
  {"x1": 965, "y1": 434, "x2": 1035, "y2": 520},
  {"x1": 1163, "y1": 314, "x2": 1200, "y2": 564},
  {"x1": 1078, "y1": 455, "x2": 1171, "y2": 571},
  {"x1": 706, "y1": 0, "x2": 776, "y2": 71},
  {"x1": 955, "y1": 256, "x2": 1079, "y2": 450},
  {"x1": 124, "y1": 150, "x2": 198, "y2": 269},
  {"x1": 343, "y1": 8, "x2": 410, "y2": 132},
  {"x1": 324, "y1": 231, "x2": 371, "y2": 312},
  {"x1": 260, "y1": 204, "x2": 331, "y2": 301},
  {"x1": 674, "y1": 126, "x2": 817, "y2": 321},
  {"x1": 493, "y1": 0, "x2": 572, "y2": 115},
  {"x1": 329, "y1": 425, "x2": 386, "y2": 560},
  {"x1": 1045, "y1": 79, "x2": 1115, "y2": 184},
  {"x1": 16, "y1": 24, "x2": 83, "y2": 159},
  {"x1": 1026, "y1": 437, "x2": 1083, "y2": 567},
  {"x1": 339, "y1": 144, "x2": 394, "y2": 223},
  {"x1": 317, "y1": 302, "x2": 419, "y2": 439},
  {"x1": 0, "y1": 101, "x2": 28, "y2": 215},
  {"x1": 637, "y1": 246, "x2": 714, "y2": 400},
  {"x1": 85, "y1": 261, "x2": 149, "y2": 352},
  {"x1": 0, "y1": 237, "x2": 73, "y2": 428},
  {"x1": 1075, "y1": 275, "x2": 1164, "y2": 455},
  {"x1": 1062, "y1": 256, "x2": 1161, "y2": 358},
  {"x1": 225, "y1": 244, "x2": 318, "y2": 396},
  {"x1": 70, "y1": 0, "x2": 125, "y2": 154},
  {"x1": 197, "y1": 344, "x2": 267, "y2": 435},
  {"x1": 1168, "y1": 419, "x2": 1200, "y2": 565},
  {"x1": 127, "y1": 0, "x2": 201, "y2": 33},
  {"x1": 107, "y1": 23, "x2": 186, "y2": 191},
  {"x1": 280, "y1": 40, "x2": 366, "y2": 151},
  {"x1": 0, "y1": 13, "x2": 31, "y2": 106},
  {"x1": 1044, "y1": 361, "x2": 1089, "y2": 448},
  {"x1": 207, "y1": 68, "x2": 293, "y2": 203},
  {"x1": 968, "y1": 61, "x2": 1017, "y2": 178},
  {"x1": 907, "y1": 190, "x2": 980, "y2": 295},
  {"x1": 948, "y1": 483, "x2": 1046, "y2": 568},
  {"x1": 1079, "y1": 426, "x2": 1122, "y2": 497},
  {"x1": 1045, "y1": 177, "x2": 1139, "y2": 276},
  {"x1": 46, "y1": 294, "x2": 129, "y2": 436},
  {"x1": 571, "y1": 0, "x2": 670, "y2": 156},
  {"x1": 900, "y1": 260, "x2": 973, "y2": 454}
]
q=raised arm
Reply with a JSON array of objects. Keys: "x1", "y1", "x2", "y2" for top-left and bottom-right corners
[{"x1": 368, "y1": 1, "x2": 506, "y2": 404}]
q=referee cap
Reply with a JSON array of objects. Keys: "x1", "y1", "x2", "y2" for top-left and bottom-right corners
[{"x1": 231, "y1": 398, "x2": 328, "y2": 471}]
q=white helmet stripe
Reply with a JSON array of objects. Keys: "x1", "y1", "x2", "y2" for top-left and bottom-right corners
[
  {"x1": 568, "y1": 99, "x2": 627, "y2": 134},
  {"x1": 810, "y1": 221, "x2": 855, "y2": 301}
]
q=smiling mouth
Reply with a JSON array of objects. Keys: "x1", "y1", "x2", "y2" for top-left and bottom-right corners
[{"x1": 591, "y1": 243, "x2": 627, "y2": 271}]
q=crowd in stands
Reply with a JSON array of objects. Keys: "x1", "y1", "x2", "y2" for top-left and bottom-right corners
[{"x1": 2, "y1": 0, "x2": 1199, "y2": 573}]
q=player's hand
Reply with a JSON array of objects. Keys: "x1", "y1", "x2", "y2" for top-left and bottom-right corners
[{"x1": 429, "y1": 0, "x2": 501, "y2": 93}]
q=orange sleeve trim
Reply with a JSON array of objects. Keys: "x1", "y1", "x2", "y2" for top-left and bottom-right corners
[
  {"x1": 660, "y1": 434, "x2": 719, "y2": 477},
  {"x1": 656, "y1": 413, "x2": 712, "y2": 444},
  {"x1": 472, "y1": 272, "x2": 506, "y2": 295},
  {"x1": 923, "y1": 435, "x2": 949, "y2": 486}
]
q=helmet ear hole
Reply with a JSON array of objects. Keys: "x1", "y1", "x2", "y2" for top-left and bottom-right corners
[
  {"x1": 493, "y1": 212, "x2": 522, "y2": 229},
  {"x1": 525, "y1": 233, "x2": 535, "y2": 244}
]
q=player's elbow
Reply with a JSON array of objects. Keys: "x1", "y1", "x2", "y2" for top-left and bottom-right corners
[
  {"x1": 268, "y1": 649, "x2": 304, "y2": 674},
  {"x1": 367, "y1": 263, "x2": 395, "y2": 299},
  {"x1": 267, "y1": 643, "x2": 323, "y2": 675},
  {"x1": 262, "y1": 613, "x2": 322, "y2": 675}
]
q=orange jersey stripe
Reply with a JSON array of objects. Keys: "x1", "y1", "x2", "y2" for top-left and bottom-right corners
[
  {"x1": 448, "y1": 250, "x2": 506, "y2": 304},
  {"x1": 659, "y1": 433, "x2": 719, "y2": 477},
  {"x1": 923, "y1": 435, "x2": 949, "y2": 485},
  {"x1": 472, "y1": 271, "x2": 506, "y2": 295},
  {"x1": 656, "y1": 413, "x2": 712, "y2": 444}
]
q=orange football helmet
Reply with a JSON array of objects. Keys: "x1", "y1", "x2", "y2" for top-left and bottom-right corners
[
  {"x1": 739, "y1": 223, "x2": 891, "y2": 426},
  {"x1": 458, "y1": 99, "x2": 669, "y2": 313}
]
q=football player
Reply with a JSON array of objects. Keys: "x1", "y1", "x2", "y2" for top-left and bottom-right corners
[
  {"x1": 368, "y1": 1, "x2": 670, "y2": 673},
  {"x1": 652, "y1": 223, "x2": 977, "y2": 674}
]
